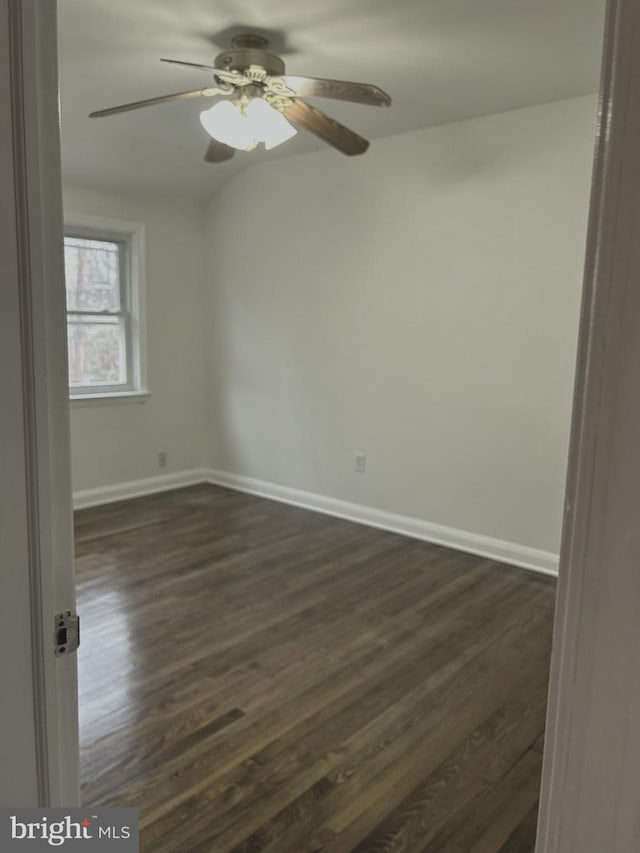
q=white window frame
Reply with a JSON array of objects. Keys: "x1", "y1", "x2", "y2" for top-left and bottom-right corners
[{"x1": 64, "y1": 213, "x2": 148, "y2": 404}]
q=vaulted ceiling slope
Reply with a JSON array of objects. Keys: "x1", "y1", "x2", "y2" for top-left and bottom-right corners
[{"x1": 58, "y1": 0, "x2": 605, "y2": 201}]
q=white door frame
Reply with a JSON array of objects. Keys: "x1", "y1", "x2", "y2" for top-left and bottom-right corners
[
  {"x1": 5, "y1": 0, "x2": 640, "y2": 840},
  {"x1": 537, "y1": 0, "x2": 640, "y2": 848},
  {"x1": 1, "y1": 0, "x2": 79, "y2": 806}
]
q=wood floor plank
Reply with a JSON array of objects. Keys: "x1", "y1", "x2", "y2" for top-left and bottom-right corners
[
  {"x1": 498, "y1": 805, "x2": 539, "y2": 852},
  {"x1": 428, "y1": 748, "x2": 543, "y2": 852},
  {"x1": 346, "y1": 673, "x2": 548, "y2": 852},
  {"x1": 227, "y1": 600, "x2": 552, "y2": 853},
  {"x1": 76, "y1": 484, "x2": 555, "y2": 852},
  {"x1": 144, "y1": 584, "x2": 551, "y2": 852}
]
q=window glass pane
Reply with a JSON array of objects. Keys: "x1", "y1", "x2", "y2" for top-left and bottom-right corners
[
  {"x1": 64, "y1": 236, "x2": 121, "y2": 311},
  {"x1": 67, "y1": 316, "x2": 125, "y2": 387}
]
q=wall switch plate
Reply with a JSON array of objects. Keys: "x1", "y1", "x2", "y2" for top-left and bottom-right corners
[{"x1": 355, "y1": 452, "x2": 367, "y2": 474}]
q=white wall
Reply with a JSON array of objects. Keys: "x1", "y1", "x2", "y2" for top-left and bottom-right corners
[
  {"x1": 64, "y1": 187, "x2": 207, "y2": 492},
  {"x1": 203, "y1": 95, "x2": 597, "y2": 556}
]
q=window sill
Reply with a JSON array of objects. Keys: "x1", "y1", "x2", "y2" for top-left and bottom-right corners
[{"x1": 70, "y1": 390, "x2": 150, "y2": 408}]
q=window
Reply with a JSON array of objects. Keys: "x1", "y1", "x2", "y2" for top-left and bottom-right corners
[{"x1": 64, "y1": 217, "x2": 146, "y2": 400}]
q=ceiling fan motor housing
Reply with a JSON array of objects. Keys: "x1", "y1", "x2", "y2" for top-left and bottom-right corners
[{"x1": 215, "y1": 35, "x2": 285, "y2": 78}]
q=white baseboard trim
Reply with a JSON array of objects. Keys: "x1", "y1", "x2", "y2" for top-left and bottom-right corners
[
  {"x1": 73, "y1": 469, "x2": 208, "y2": 510},
  {"x1": 73, "y1": 466, "x2": 559, "y2": 577},
  {"x1": 204, "y1": 468, "x2": 559, "y2": 577}
]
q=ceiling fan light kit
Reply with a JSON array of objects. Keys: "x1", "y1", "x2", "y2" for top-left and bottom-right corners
[
  {"x1": 89, "y1": 33, "x2": 391, "y2": 163},
  {"x1": 199, "y1": 91, "x2": 297, "y2": 152}
]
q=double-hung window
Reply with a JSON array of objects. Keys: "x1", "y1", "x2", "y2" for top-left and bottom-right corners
[{"x1": 64, "y1": 217, "x2": 146, "y2": 400}]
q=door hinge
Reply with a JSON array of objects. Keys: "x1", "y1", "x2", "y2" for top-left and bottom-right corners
[{"x1": 54, "y1": 611, "x2": 80, "y2": 656}]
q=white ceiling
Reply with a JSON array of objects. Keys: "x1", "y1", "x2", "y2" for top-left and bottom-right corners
[{"x1": 58, "y1": 0, "x2": 606, "y2": 201}]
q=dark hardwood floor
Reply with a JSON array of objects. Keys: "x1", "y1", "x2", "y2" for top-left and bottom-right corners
[{"x1": 75, "y1": 484, "x2": 556, "y2": 852}]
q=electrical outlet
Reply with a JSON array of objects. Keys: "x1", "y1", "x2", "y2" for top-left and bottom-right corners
[
  {"x1": 158, "y1": 451, "x2": 168, "y2": 469},
  {"x1": 355, "y1": 452, "x2": 367, "y2": 474}
]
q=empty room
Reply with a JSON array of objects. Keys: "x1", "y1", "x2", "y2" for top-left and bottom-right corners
[{"x1": 54, "y1": 0, "x2": 605, "y2": 849}]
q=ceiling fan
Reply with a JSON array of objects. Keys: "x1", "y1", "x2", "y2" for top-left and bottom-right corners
[{"x1": 89, "y1": 34, "x2": 391, "y2": 162}]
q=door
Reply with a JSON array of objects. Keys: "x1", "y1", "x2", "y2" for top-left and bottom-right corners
[{"x1": 0, "y1": 0, "x2": 79, "y2": 806}]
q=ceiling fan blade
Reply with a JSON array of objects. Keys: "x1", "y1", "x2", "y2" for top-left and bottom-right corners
[
  {"x1": 89, "y1": 88, "x2": 218, "y2": 118},
  {"x1": 204, "y1": 138, "x2": 235, "y2": 163},
  {"x1": 281, "y1": 100, "x2": 369, "y2": 155},
  {"x1": 160, "y1": 59, "x2": 251, "y2": 88},
  {"x1": 267, "y1": 75, "x2": 391, "y2": 107},
  {"x1": 161, "y1": 57, "x2": 218, "y2": 71}
]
